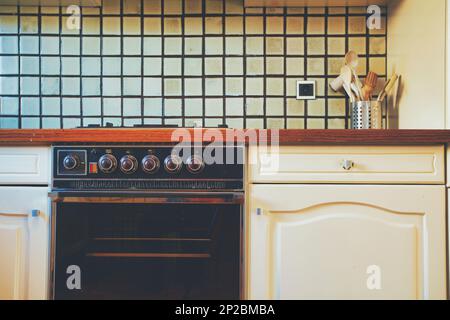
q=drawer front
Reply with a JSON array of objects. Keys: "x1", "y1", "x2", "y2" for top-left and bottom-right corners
[
  {"x1": 0, "y1": 147, "x2": 50, "y2": 185},
  {"x1": 249, "y1": 145, "x2": 445, "y2": 184}
]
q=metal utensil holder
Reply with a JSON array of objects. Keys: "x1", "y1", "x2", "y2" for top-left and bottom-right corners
[{"x1": 350, "y1": 101, "x2": 383, "y2": 129}]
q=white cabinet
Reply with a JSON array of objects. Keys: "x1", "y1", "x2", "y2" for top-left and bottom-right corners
[
  {"x1": 248, "y1": 184, "x2": 446, "y2": 300},
  {"x1": 249, "y1": 145, "x2": 445, "y2": 184},
  {"x1": 0, "y1": 147, "x2": 50, "y2": 185},
  {"x1": 0, "y1": 187, "x2": 49, "y2": 300}
]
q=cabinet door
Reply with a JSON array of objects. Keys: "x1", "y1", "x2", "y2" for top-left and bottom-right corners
[
  {"x1": 248, "y1": 185, "x2": 446, "y2": 300},
  {"x1": 0, "y1": 187, "x2": 49, "y2": 300}
]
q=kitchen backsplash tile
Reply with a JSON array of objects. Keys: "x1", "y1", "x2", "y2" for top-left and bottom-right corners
[{"x1": 0, "y1": 0, "x2": 386, "y2": 129}]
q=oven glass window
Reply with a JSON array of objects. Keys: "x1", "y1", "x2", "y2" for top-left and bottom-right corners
[{"x1": 53, "y1": 203, "x2": 242, "y2": 300}]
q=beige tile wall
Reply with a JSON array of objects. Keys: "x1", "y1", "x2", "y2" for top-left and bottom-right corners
[{"x1": 0, "y1": 0, "x2": 387, "y2": 129}]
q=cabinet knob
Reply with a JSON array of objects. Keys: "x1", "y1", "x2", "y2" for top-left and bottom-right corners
[
  {"x1": 256, "y1": 208, "x2": 264, "y2": 216},
  {"x1": 341, "y1": 160, "x2": 354, "y2": 171},
  {"x1": 31, "y1": 209, "x2": 40, "y2": 217}
]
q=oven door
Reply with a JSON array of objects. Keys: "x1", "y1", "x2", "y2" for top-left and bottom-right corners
[{"x1": 49, "y1": 192, "x2": 244, "y2": 300}]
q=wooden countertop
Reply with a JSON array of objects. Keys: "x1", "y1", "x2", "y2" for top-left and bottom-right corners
[{"x1": 1, "y1": 129, "x2": 450, "y2": 145}]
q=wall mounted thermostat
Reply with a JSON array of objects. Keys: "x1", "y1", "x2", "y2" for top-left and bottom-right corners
[{"x1": 296, "y1": 80, "x2": 316, "y2": 100}]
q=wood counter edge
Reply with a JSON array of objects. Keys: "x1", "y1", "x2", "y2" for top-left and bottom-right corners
[{"x1": 1, "y1": 129, "x2": 450, "y2": 145}]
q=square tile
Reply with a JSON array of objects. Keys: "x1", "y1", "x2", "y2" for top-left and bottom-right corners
[
  {"x1": 123, "y1": 57, "x2": 141, "y2": 76},
  {"x1": 246, "y1": 98, "x2": 264, "y2": 116},
  {"x1": 83, "y1": 17, "x2": 100, "y2": 35},
  {"x1": 205, "y1": 17, "x2": 222, "y2": 35},
  {"x1": 62, "y1": 57, "x2": 80, "y2": 75},
  {"x1": 103, "y1": 78, "x2": 122, "y2": 96},
  {"x1": 307, "y1": 17, "x2": 325, "y2": 34},
  {"x1": 225, "y1": 78, "x2": 243, "y2": 96},
  {"x1": 20, "y1": 36, "x2": 38, "y2": 54},
  {"x1": 21, "y1": 97, "x2": 40, "y2": 115},
  {"x1": 185, "y1": 78, "x2": 202, "y2": 96},
  {"x1": 0, "y1": 97, "x2": 19, "y2": 115},
  {"x1": 61, "y1": 37, "x2": 80, "y2": 55},
  {"x1": 246, "y1": 37, "x2": 263, "y2": 55},
  {"x1": 164, "y1": 18, "x2": 182, "y2": 35},
  {"x1": 286, "y1": 17, "x2": 304, "y2": 34},
  {"x1": 0, "y1": 56, "x2": 18, "y2": 74},
  {"x1": 144, "y1": 57, "x2": 162, "y2": 76},
  {"x1": 205, "y1": 57, "x2": 223, "y2": 75},
  {"x1": 41, "y1": 56, "x2": 60, "y2": 75},
  {"x1": 42, "y1": 97, "x2": 60, "y2": 115},
  {"x1": 103, "y1": 17, "x2": 121, "y2": 35},
  {"x1": 123, "y1": 37, "x2": 141, "y2": 55},
  {"x1": 144, "y1": 37, "x2": 162, "y2": 55},
  {"x1": 123, "y1": 98, "x2": 141, "y2": 116},
  {"x1": 20, "y1": 16, "x2": 38, "y2": 33},
  {"x1": 20, "y1": 56, "x2": 39, "y2": 75},
  {"x1": 226, "y1": 98, "x2": 244, "y2": 116},
  {"x1": 144, "y1": 98, "x2": 163, "y2": 116},
  {"x1": 144, "y1": 17, "x2": 161, "y2": 35},
  {"x1": 225, "y1": 57, "x2": 243, "y2": 75},
  {"x1": 225, "y1": 17, "x2": 243, "y2": 35},
  {"x1": 164, "y1": 79, "x2": 182, "y2": 96},
  {"x1": 62, "y1": 98, "x2": 81, "y2": 115},
  {"x1": 205, "y1": 37, "x2": 223, "y2": 55},
  {"x1": 266, "y1": 37, "x2": 283, "y2": 55},
  {"x1": 205, "y1": 98, "x2": 223, "y2": 116},
  {"x1": 103, "y1": 37, "x2": 121, "y2": 55},
  {"x1": 185, "y1": 98, "x2": 203, "y2": 116},
  {"x1": 0, "y1": 15, "x2": 18, "y2": 33},
  {"x1": 226, "y1": 37, "x2": 243, "y2": 55},
  {"x1": 144, "y1": 78, "x2": 162, "y2": 96},
  {"x1": 205, "y1": 78, "x2": 223, "y2": 96},
  {"x1": 82, "y1": 57, "x2": 101, "y2": 76},
  {"x1": 164, "y1": 58, "x2": 182, "y2": 75},
  {"x1": 82, "y1": 37, "x2": 100, "y2": 55},
  {"x1": 62, "y1": 77, "x2": 80, "y2": 95},
  {"x1": 185, "y1": 18, "x2": 203, "y2": 36},
  {"x1": 328, "y1": 17, "x2": 345, "y2": 34},
  {"x1": 164, "y1": 37, "x2": 182, "y2": 55},
  {"x1": 245, "y1": 16, "x2": 263, "y2": 34},
  {"x1": 246, "y1": 57, "x2": 263, "y2": 75},
  {"x1": 41, "y1": 36, "x2": 59, "y2": 54},
  {"x1": 1, "y1": 36, "x2": 18, "y2": 54},
  {"x1": 266, "y1": 57, "x2": 284, "y2": 75},
  {"x1": 41, "y1": 77, "x2": 60, "y2": 95},
  {"x1": 123, "y1": 17, "x2": 141, "y2": 35}
]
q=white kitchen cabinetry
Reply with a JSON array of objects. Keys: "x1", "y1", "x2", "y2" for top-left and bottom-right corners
[
  {"x1": 0, "y1": 187, "x2": 49, "y2": 300},
  {"x1": 249, "y1": 145, "x2": 445, "y2": 184},
  {"x1": 0, "y1": 147, "x2": 50, "y2": 185},
  {"x1": 248, "y1": 184, "x2": 446, "y2": 300}
]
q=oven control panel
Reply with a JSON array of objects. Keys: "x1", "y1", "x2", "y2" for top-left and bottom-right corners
[{"x1": 52, "y1": 145, "x2": 244, "y2": 190}]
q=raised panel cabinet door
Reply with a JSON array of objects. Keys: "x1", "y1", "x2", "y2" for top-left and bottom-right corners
[
  {"x1": 0, "y1": 187, "x2": 49, "y2": 300},
  {"x1": 0, "y1": 147, "x2": 50, "y2": 185},
  {"x1": 248, "y1": 185, "x2": 446, "y2": 300}
]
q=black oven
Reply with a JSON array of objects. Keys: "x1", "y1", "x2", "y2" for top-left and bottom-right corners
[{"x1": 50, "y1": 145, "x2": 244, "y2": 300}]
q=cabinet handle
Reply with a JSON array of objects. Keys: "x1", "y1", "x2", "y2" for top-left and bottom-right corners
[
  {"x1": 0, "y1": 210, "x2": 40, "y2": 218},
  {"x1": 341, "y1": 160, "x2": 354, "y2": 171},
  {"x1": 256, "y1": 208, "x2": 264, "y2": 216}
]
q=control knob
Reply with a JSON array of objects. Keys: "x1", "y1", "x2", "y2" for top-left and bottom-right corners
[
  {"x1": 186, "y1": 155, "x2": 205, "y2": 174},
  {"x1": 164, "y1": 154, "x2": 182, "y2": 174},
  {"x1": 63, "y1": 154, "x2": 80, "y2": 170},
  {"x1": 98, "y1": 154, "x2": 118, "y2": 173},
  {"x1": 120, "y1": 155, "x2": 138, "y2": 174},
  {"x1": 142, "y1": 155, "x2": 160, "y2": 174}
]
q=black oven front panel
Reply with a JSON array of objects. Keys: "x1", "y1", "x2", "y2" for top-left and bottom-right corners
[
  {"x1": 52, "y1": 201, "x2": 242, "y2": 300},
  {"x1": 52, "y1": 145, "x2": 244, "y2": 190}
]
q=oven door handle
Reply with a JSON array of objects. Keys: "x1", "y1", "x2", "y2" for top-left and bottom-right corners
[{"x1": 49, "y1": 191, "x2": 244, "y2": 205}]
